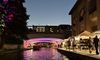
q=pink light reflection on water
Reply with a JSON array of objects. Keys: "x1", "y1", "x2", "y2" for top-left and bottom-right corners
[{"x1": 23, "y1": 48, "x2": 65, "y2": 60}]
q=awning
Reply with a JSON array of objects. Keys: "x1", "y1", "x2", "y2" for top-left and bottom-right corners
[
  {"x1": 79, "y1": 31, "x2": 91, "y2": 36},
  {"x1": 91, "y1": 30, "x2": 100, "y2": 38},
  {"x1": 78, "y1": 31, "x2": 91, "y2": 39}
]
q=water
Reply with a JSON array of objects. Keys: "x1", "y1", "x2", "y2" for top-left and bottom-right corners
[
  {"x1": 0, "y1": 48, "x2": 69, "y2": 60},
  {"x1": 23, "y1": 48, "x2": 69, "y2": 60}
]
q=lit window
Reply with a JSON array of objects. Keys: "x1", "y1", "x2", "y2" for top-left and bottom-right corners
[
  {"x1": 50, "y1": 28, "x2": 53, "y2": 32},
  {"x1": 36, "y1": 27, "x2": 45, "y2": 32}
]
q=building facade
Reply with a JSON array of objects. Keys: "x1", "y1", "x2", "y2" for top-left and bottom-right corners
[
  {"x1": 69, "y1": 0, "x2": 100, "y2": 36},
  {"x1": 27, "y1": 25, "x2": 72, "y2": 39},
  {"x1": 28, "y1": 25, "x2": 71, "y2": 33}
]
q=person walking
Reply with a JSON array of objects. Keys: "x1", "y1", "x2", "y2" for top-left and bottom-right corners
[
  {"x1": 87, "y1": 37, "x2": 92, "y2": 53},
  {"x1": 79, "y1": 38, "x2": 83, "y2": 50},
  {"x1": 93, "y1": 36, "x2": 99, "y2": 55},
  {"x1": 71, "y1": 37, "x2": 76, "y2": 51},
  {"x1": 67, "y1": 39, "x2": 71, "y2": 51}
]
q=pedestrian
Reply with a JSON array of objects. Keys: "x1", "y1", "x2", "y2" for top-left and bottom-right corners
[
  {"x1": 79, "y1": 38, "x2": 82, "y2": 50},
  {"x1": 71, "y1": 37, "x2": 76, "y2": 51},
  {"x1": 93, "y1": 36, "x2": 99, "y2": 55},
  {"x1": 67, "y1": 39, "x2": 71, "y2": 50},
  {"x1": 87, "y1": 37, "x2": 92, "y2": 53}
]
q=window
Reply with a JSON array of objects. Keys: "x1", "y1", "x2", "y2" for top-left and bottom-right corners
[
  {"x1": 50, "y1": 28, "x2": 53, "y2": 32},
  {"x1": 36, "y1": 27, "x2": 45, "y2": 32},
  {"x1": 80, "y1": 9, "x2": 85, "y2": 17},
  {"x1": 79, "y1": 8, "x2": 85, "y2": 22},
  {"x1": 79, "y1": 16, "x2": 83, "y2": 22}
]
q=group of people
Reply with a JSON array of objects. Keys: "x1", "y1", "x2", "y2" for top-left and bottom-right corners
[
  {"x1": 65, "y1": 36, "x2": 76, "y2": 51},
  {"x1": 65, "y1": 36, "x2": 99, "y2": 55},
  {"x1": 82, "y1": 36, "x2": 100, "y2": 55},
  {"x1": 81, "y1": 36, "x2": 99, "y2": 55},
  {"x1": 85, "y1": 36, "x2": 99, "y2": 55}
]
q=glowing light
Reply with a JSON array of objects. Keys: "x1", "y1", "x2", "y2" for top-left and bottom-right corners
[
  {"x1": 28, "y1": 38, "x2": 63, "y2": 43},
  {"x1": 3, "y1": 0, "x2": 8, "y2": 3},
  {"x1": 23, "y1": 38, "x2": 63, "y2": 48}
]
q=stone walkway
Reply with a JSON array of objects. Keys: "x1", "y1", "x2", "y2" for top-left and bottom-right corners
[{"x1": 59, "y1": 48, "x2": 100, "y2": 59}]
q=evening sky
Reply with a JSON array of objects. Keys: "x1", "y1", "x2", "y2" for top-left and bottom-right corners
[{"x1": 24, "y1": 0, "x2": 76, "y2": 26}]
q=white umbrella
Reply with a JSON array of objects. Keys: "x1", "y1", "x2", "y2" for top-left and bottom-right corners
[
  {"x1": 79, "y1": 31, "x2": 91, "y2": 36},
  {"x1": 78, "y1": 31, "x2": 91, "y2": 39},
  {"x1": 91, "y1": 30, "x2": 100, "y2": 38}
]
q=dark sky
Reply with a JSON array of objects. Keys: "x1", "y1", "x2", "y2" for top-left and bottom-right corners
[{"x1": 24, "y1": 0, "x2": 76, "y2": 26}]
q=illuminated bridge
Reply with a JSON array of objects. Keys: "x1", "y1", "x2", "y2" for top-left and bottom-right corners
[
  {"x1": 24, "y1": 25, "x2": 71, "y2": 48},
  {"x1": 24, "y1": 38, "x2": 63, "y2": 48}
]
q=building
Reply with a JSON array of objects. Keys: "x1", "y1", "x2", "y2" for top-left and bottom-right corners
[
  {"x1": 69, "y1": 0, "x2": 100, "y2": 36},
  {"x1": 28, "y1": 25, "x2": 71, "y2": 33},
  {"x1": 27, "y1": 25, "x2": 72, "y2": 39}
]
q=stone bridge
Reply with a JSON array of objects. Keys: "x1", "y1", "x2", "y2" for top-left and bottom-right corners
[{"x1": 27, "y1": 33, "x2": 66, "y2": 39}]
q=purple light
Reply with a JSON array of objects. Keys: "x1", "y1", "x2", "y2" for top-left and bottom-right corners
[
  {"x1": 8, "y1": 13, "x2": 13, "y2": 17},
  {"x1": 3, "y1": 0, "x2": 8, "y2": 3},
  {"x1": 28, "y1": 38, "x2": 63, "y2": 42},
  {"x1": 24, "y1": 38, "x2": 63, "y2": 48}
]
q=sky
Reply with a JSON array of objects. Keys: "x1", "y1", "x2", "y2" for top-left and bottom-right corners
[{"x1": 24, "y1": 0, "x2": 76, "y2": 26}]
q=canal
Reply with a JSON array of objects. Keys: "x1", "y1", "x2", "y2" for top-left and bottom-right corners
[
  {"x1": 0, "y1": 48, "x2": 69, "y2": 60},
  {"x1": 24, "y1": 48, "x2": 69, "y2": 60}
]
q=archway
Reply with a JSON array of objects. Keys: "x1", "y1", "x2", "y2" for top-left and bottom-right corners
[{"x1": 24, "y1": 38, "x2": 63, "y2": 49}]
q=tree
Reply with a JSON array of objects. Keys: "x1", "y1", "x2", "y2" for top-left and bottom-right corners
[{"x1": 0, "y1": 0, "x2": 29, "y2": 45}]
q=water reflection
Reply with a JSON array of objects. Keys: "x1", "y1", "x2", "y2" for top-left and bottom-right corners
[{"x1": 23, "y1": 48, "x2": 69, "y2": 60}]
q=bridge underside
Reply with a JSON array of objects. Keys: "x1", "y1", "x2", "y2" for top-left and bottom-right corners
[
  {"x1": 24, "y1": 37, "x2": 63, "y2": 48},
  {"x1": 24, "y1": 33, "x2": 66, "y2": 48}
]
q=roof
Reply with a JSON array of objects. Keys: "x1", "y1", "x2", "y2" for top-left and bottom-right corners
[{"x1": 69, "y1": 0, "x2": 81, "y2": 15}]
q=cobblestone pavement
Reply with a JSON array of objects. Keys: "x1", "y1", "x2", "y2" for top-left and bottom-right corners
[{"x1": 59, "y1": 48, "x2": 100, "y2": 59}]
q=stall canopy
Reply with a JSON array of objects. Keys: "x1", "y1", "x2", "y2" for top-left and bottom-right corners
[
  {"x1": 77, "y1": 31, "x2": 91, "y2": 39},
  {"x1": 79, "y1": 31, "x2": 91, "y2": 36},
  {"x1": 91, "y1": 30, "x2": 100, "y2": 38}
]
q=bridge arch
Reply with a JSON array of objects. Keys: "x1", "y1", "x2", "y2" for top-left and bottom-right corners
[{"x1": 24, "y1": 37, "x2": 63, "y2": 48}]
